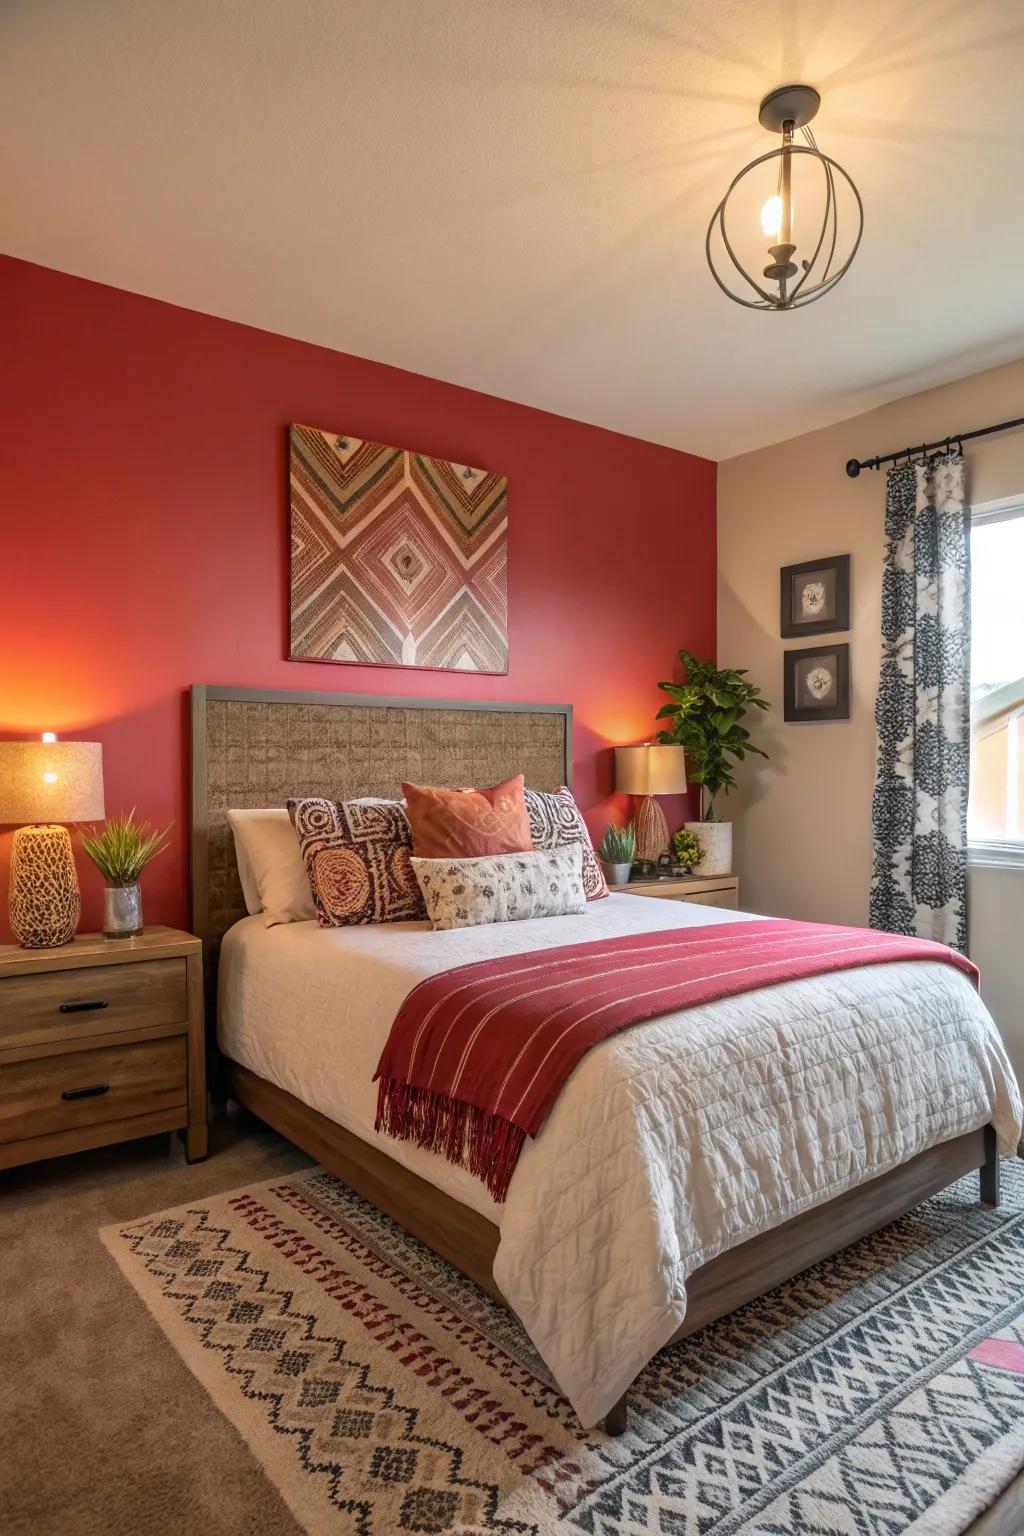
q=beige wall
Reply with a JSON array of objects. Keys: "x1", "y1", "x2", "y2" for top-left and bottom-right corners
[{"x1": 718, "y1": 355, "x2": 1024, "y2": 1080}]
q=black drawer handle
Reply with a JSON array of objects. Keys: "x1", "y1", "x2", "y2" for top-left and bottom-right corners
[
  {"x1": 61, "y1": 1083, "x2": 110, "y2": 1102},
  {"x1": 58, "y1": 1000, "x2": 108, "y2": 1015}
]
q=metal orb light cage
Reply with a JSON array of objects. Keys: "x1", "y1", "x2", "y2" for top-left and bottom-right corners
[{"x1": 706, "y1": 84, "x2": 863, "y2": 311}]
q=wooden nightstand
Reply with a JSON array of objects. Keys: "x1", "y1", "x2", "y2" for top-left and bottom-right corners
[
  {"x1": 609, "y1": 873, "x2": 741, "y2": 910},
  {"x1": 0, "y1": 926, "x2": 207, "y2": 1171}
]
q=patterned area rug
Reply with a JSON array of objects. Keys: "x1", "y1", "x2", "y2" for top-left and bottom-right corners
[{"x1": 101, "y1": 1158, "x2": 1024, "y2": 1535}]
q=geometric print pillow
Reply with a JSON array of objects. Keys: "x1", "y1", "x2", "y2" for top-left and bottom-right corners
[
  {"x1": 523, "y1": 786, "x2": 609, "y2": 901},
  {"x1": 287, "y1": 797, "x2": 427, "y2": 927}
]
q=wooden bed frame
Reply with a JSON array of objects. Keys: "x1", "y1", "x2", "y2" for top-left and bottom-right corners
[{"x1": 190, "y1": 683, "x2": 1001, "y2": 1437}]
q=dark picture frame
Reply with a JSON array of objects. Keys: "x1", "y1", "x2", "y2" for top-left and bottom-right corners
[
  {"x1": 784, "y1": 642, "x2": 851, "y2": 722},
  {"x1": 780, "y1": 553, "x2": 850, "y2": 637}
]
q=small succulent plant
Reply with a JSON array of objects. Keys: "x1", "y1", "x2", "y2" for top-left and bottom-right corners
[
  {"x1": 599, "y1": 822, "x2": 636, "y2": 864},
  {"x1": 671, "y1": 827, "x2": 703, "y2": 872}
]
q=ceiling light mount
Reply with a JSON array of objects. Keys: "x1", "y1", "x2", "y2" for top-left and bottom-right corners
[
  {"x1": 757, "y1": 83, "x2": 820, "y2": 134},
  {"x1": 706, "y1": 84, "x2": 862, "y2": 312}
]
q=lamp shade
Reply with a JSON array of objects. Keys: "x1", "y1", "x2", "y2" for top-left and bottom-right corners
[
  {"x1": 0, "y1": 741, "x2": 105, "y2": 825},
  {"x1": 614, "y1": 743, "x2": 687, "y2": 797}
]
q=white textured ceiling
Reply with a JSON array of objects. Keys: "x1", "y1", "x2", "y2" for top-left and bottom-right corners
[{"x1": 3, "y1": 0, "x2": 1024, "y2": 460}]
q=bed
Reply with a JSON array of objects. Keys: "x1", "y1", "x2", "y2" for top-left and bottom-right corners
[{"x1": 191, "y1": 684, "x2": 1023, "y2": 1434}]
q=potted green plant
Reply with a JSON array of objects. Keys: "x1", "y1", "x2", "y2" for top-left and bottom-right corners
[
  {"x1": 670, "y1": 826, "x2": 703, "y2": 874},
  {"x1": 598, "y1": 822, "x2": 636, "y2": 887},
  {"x1": 656, "y1": 649, "x2": 769, "y2": 876},
  {"x1": 78, "y1": 811, "x2": 172, "y2": 938}
]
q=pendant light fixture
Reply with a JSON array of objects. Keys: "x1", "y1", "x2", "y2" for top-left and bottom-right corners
[{"x1": 706, "y1": 85, "x2": 863, "y2": 311}]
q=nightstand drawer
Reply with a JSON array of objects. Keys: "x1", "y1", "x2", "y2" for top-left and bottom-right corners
[
  {"x1": 679, "y1": 890, "x2": 739, "y2": 909},
  {"x1": 0, "y1": 958, "x2": 187, "y2": 1051},
  {"x1": 0, "y1": 1036, "x2": 187, "y2": 1142},
  {"x1": 610, "y1": 876, "x2": 740, "y2": 909}
]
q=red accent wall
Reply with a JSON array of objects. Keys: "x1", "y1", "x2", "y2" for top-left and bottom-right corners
[{"x1": 0, "y1": 256, "x2": 716, "y2": 942}]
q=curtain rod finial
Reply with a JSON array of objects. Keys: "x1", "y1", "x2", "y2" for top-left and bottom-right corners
[{"x1": 845, "y1": 458, "x2": 862, "y2": 478}]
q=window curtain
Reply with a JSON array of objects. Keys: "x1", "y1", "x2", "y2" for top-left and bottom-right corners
[{"x1": 870, "y1": 452, "x2": 970, "y2": 951}]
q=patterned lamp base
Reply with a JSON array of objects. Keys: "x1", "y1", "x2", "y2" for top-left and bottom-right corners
[
  {"x1": 9, "y1": 824, "x2": 81, "y2": 948},
  {"x1": 634, "y1": 795, "x2": 670, "y2": 862}
]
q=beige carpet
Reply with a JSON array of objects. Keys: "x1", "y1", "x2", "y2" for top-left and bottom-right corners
[
  {"x1": 3, "y1": 1117, "x2": 1023, "y2": 1535},
  {"x1": 1, "y1": 1114, "x2": 309, "y2": 1536}
]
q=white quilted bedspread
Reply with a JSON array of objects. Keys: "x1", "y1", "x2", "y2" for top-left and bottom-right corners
[{"x1": 219, "y1": 896, "x2": 1022, "y2": 1428}]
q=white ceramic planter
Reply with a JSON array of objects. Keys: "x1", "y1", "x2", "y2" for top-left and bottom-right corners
[
  {"x1": 601, "y1": 861, "x2": 633, "y2": 888},
  {"x1": 685, "y1": 820, "x2": 732, "y2": 877}
]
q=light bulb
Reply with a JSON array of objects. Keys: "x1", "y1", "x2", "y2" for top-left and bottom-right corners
[{"x1": 760, "y1": 195, "x2": 782, "y2": 239}]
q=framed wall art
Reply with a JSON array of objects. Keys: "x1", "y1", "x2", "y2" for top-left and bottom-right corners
[
  {"x1": 289, "y1": 424, "x2": 508, "y2": 674},
  {"x1": 780, "y1": 553, "x2": 850, "y2": 637},
  {"x1": 783, "y1": 642, "x2": 850, "y2": 722}
]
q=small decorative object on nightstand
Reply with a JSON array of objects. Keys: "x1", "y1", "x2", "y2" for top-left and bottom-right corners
[
  {"x1": 614, "y1": 743, "x2": 687, "y2": 863},
  {"x1": 0, "y1": 926, "x2": 207, "y2": 1169},
  {"x1": 0, "y1": 734, "x2": 105, "y2": 949},
  {"x1": 78, "y1": 810, "x2": 172, "y2": 939},
  {"x1": 609, "y1": 872, "x2": 740, "y2": 910},
  {"x1": 670, "y1": 827, "x2": 704, "y2": 874},
  {"x1": 598, "y1": 822, "x2": 636, "y2": 887}
]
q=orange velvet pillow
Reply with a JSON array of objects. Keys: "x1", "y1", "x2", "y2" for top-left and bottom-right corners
[{"x1": 402, "y1": 774, "x2": 535, "y2": 859}]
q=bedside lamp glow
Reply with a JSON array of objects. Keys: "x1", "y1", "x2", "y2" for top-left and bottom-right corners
[
  {"x1": 0, "y1": 735, "x2": 105, "y2": 948},
  {"x1": 614, "y1": 743, "x2": 687, "y2": 863}
]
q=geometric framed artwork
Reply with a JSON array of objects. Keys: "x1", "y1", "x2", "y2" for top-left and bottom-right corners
[
  {"x1": 289, "y1": 425, "x2": 508, "y2": 673},
  {"x1": 783, "y1": 641, "x2": 851, "y2": 722},
  {"x1": 780, "y1": 553, "x2": 850, "y2": 637}
]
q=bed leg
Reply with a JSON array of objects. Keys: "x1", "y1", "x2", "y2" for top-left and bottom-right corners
[
  {"x1": 604, "y1": 1393, "x2": 628, "y2": 1437},
  {"x1": 980, "y1": 1124, "x2": 1000, "y2": 1207}
]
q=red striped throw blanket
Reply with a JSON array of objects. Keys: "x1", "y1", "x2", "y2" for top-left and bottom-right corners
[{"x1": 374, "y1": 918, "x2": 978, "y2": 1202}]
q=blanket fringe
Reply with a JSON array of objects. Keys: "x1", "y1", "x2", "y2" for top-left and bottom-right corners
[{"x1": 375, "y1": 1078, "x2": 527, "y2": 1204}]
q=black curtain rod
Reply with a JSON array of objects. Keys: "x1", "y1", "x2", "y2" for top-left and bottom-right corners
[{"x1": 845, "y1": 412, "x2": 1024, "y2": 478}]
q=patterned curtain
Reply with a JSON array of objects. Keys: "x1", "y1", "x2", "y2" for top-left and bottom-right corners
[{"x1": 870, "y1": 452, "x2": 970, "y2": 951}]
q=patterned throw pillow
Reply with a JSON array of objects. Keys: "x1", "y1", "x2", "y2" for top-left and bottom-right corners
[
  {"x1": 412, "y1": 845, "x2": 586, "y2": 931},
  {"x1": 524, "y1": 786, "x2": 608, "y2": 901},
  {"x1": 402, "y1": 773, "x2": 534, "y2": 859},
  {"x1": 288, "y1": 797, "x2": 426, "y2": 927}
]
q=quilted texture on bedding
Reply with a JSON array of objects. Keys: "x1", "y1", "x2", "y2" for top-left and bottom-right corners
[{"x1": 217, "y1": 896, "x2": 1023, "y2": 1428}]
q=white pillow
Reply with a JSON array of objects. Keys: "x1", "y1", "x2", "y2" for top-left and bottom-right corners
[
  {"x1": 228, "y1": 800, "x2": 400, "y2": 927},
  {"x1": 412, "y1": 845, "x2": 586, "y2": 931},
  {"x1": 227, "y1": 809, "x2": 316, "y2": 927},
  {"x1": 229, "y1": 815, "x2": 263, "y2": 915}
]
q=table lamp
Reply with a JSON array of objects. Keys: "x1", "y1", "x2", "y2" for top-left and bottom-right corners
[
  {"x1": 0, "y1": 734, "x2": 105, "y2": 948},
  {"x1": 614, "y1": 742, "x2": 687, "y2": 864}
]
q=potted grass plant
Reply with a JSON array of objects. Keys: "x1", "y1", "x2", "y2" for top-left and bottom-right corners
[
  {"x1": 78, "y1": 811, "x2": 172, "y2": 938},
  {"x1": 598, "y1": 822, "x2": 636, "y2": 887},
  {"x1": 656, "y1": 649, "x2": 769, "y2": 876}
]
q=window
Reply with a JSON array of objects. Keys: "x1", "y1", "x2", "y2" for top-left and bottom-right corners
[{"x1": 969, "y1": 497, "x2": 1024, "y2": 864}]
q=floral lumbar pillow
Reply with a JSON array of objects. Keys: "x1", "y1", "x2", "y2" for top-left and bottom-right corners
[
  {"x1": 288, "y1": 797, "x2": 426, "y2": 927},
  {"x1": 523, "y1": 786, "x2": 608, "y2": 901},
  {"x1": 412, "y1": 845, "x2": 586, "y2": 931}
]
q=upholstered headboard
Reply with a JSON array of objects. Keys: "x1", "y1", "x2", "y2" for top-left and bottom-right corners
[{"x1": 189, "y1": 684, "x2": 572, "y2": 994}]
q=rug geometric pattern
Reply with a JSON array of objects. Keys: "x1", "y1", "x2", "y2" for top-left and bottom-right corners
[
  {"x1": 103, "y1": 1158, "x2": 1024, "y2": 1534},
  {"x1": 290, "y1": 425, "x2": 508, "y2": 673}
]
